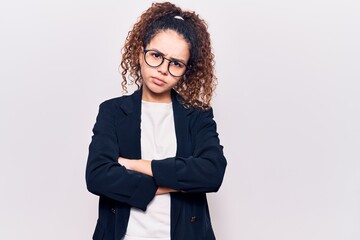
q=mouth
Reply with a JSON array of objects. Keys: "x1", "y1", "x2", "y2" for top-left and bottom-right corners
[{"x1": 152, "y1": 77, "x2": 166, "y2": 86}]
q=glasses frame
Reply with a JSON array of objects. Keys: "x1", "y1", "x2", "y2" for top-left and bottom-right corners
[{"x1": 143, "y1": 49, "x2": 189, "y2": 77}]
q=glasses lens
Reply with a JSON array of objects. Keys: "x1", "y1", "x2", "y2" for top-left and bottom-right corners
[
  {"x1": 168, "y1": 61, "x2": 186, "y2": 77},
  {"x1": 145, "y1": 50, "x2": 163, "y2": 67}
]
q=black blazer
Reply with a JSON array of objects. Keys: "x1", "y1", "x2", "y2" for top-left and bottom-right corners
[{"x1": 86, "y1": 89, "x2": 227, "y2": 240}]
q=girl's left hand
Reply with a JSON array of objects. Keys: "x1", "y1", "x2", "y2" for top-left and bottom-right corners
[
  {"x1": 118, "y1": 157, "x2": 153, "y2": 176},
  {"x1": 118, "y1": 157, "x2": 134, "y2": 170}
]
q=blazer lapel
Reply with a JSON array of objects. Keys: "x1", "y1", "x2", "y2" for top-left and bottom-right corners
[
  {"x1": 117, "y1": 89, "x2": 142, "y2": 159},
  {"x1": 172, "y1": 90, "x2": 194, "y2": 157}
]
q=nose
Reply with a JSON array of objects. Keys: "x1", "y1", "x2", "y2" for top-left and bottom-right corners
[{"x1": 157, "y1": 59, "x2": 170, "y2": 75}]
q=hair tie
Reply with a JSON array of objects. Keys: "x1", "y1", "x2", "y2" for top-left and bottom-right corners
[{"x1": 174, "y1": 15, "x2": 184, "y2": 21}]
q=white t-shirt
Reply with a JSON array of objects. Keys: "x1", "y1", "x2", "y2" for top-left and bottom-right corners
[{"x1": 123, "y1": 101, "x2": 176, "y2": 240}]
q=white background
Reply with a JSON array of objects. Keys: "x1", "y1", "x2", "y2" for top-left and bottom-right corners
[{"x1": 1, "y1": 0, "x2": 359, "y2": 239}]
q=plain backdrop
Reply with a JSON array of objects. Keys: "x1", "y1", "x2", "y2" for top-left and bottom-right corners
[{"x1": 0, "y1": 0, "x2": 359, "y2": 239}]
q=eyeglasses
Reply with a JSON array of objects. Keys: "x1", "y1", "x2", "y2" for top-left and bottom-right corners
[{"x1": 143, "y1": 49, "x2": 189, "y2": 77}]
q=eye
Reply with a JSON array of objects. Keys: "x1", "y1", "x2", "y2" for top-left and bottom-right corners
[
  {"x1": 171, "y1": 61, "x2": 185, "y2": 68},
  {"x1": 151, "y1": 52, "x2": 162, "y2": 59}
]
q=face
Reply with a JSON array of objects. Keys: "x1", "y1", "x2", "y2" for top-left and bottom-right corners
[{"x1": 139, "y1": 29, "x2": 190, "y2": 102}]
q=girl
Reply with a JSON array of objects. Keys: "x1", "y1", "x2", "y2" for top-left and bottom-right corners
[{"x1": 86, "y1": 2, "x2": 227, "y2": 240}]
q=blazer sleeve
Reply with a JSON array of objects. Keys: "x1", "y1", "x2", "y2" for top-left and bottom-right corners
[
  {"x1": 151, "y1": 108, "x2": 227, "y2": 193},
  {"x1": 85, "y1": 100, "x2": 157, "y2": 211}
]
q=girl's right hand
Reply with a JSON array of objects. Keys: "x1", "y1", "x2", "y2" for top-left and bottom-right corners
[{"x1": 156, "y1": 187, "x2": 177, "y2": 195}]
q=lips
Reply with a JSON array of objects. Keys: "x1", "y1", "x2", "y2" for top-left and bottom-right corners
[{"x1": 152, "y1": 77, "x2": 166, "y2": 86}]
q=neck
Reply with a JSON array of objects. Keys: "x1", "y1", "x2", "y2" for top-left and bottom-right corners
[{"x1": 142, "y1": 88, "x2": 172, "y2": 103}]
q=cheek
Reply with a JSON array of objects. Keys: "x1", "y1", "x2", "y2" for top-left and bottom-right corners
[
  {"x1": 139, "y1": 60, "x2": 149, "y2": 76},
  {"x1": 138, "y1": 51, "x2": 146, "y2": 70},
  {"x1": 169, "y1": 77, "x2": 182, "y2": 86}
]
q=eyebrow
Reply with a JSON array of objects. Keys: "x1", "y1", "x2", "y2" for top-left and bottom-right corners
[{"x1": 149, "y1": 48, "x2": 187, "y2": 64}]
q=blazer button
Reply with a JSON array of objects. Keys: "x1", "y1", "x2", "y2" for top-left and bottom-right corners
[
  {"x1": 111, "y1": 208, "x2": 116, "y2": 214},
  {"x1": 190, "y1": 216, "x2": 197, "y2": 223}
]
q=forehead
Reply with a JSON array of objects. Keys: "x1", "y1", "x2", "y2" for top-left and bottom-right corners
[{"x1": 146, "y1": 30, "x2": 190, "y2": 61}]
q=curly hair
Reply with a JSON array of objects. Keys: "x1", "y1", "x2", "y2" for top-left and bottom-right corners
[{"x1": 120, "y1": 2, "x2": 216, "y2": 110}]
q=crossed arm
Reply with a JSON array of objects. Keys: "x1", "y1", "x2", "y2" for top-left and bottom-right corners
[{"x1": 118, "y1": 157, "x2": 177, "y2": 195}]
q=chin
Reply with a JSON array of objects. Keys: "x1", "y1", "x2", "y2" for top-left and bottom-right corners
[
  {"x1": 149, "y1": 88, "x2": 169, "y2": 95},
  {"x1": 145, "y1": 82, "x2": 169, "y2": 93}
]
